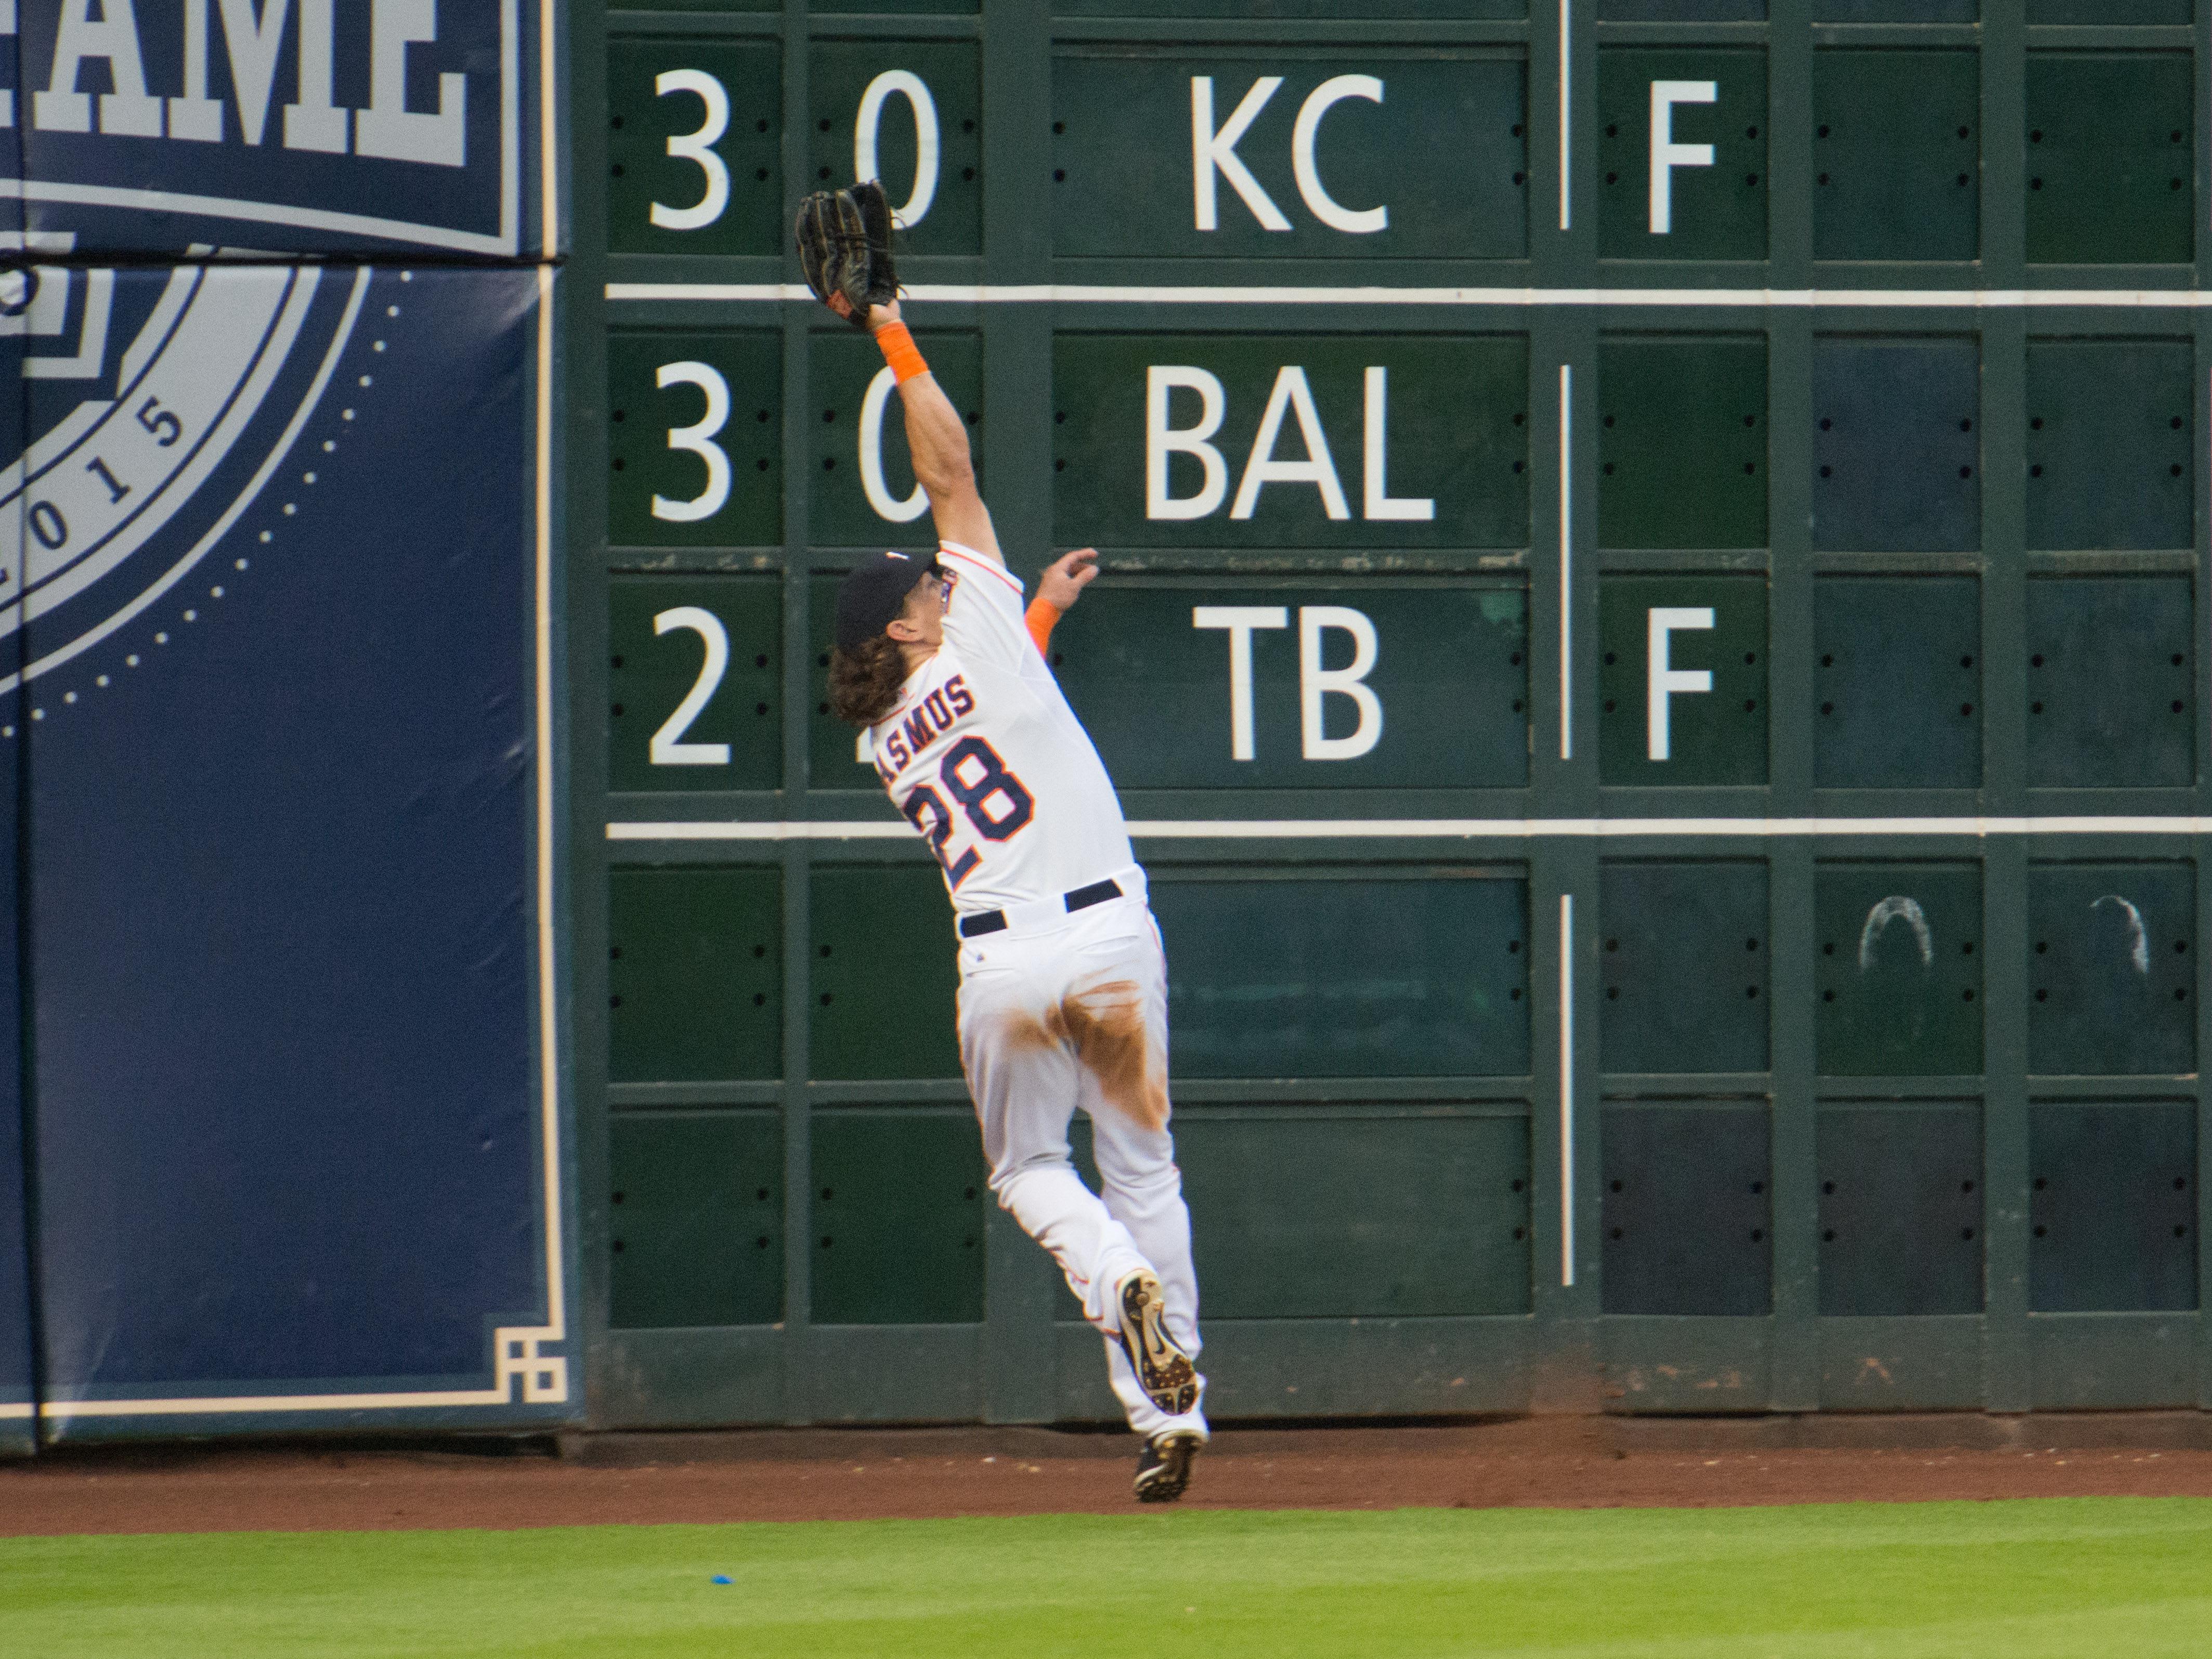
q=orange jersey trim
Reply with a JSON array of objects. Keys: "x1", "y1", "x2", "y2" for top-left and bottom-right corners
[{"x1": 938, "y1": 542, "x2": 1024, "y2": 595}]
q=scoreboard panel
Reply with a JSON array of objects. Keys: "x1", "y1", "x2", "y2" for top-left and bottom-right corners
[
  {"x1": 571, "y1": 0, "x2": 2212, "y2": 1428},
  {"x1": 1051, "y1": 332, "x2": 1531, "y2": 547},
  {"x1": 1052, "y1": 579, "x2": 1530, "y2": 790},
  {"x1": 1052, "y1": 51, "x2": 1531, "y2": 260}
]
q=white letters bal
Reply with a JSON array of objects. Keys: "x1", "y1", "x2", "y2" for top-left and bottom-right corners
[
  {"x1": 1146, "y1": 361, "x2": 1430, "y2": 525},
  {"x1": 1146, "y1": 365, "x2": 1230, "y2": 521}
]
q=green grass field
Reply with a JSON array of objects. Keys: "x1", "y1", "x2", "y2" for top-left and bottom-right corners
[{"x1": 3, "y1": 1499, "x2": 2209, "y2": 1658}]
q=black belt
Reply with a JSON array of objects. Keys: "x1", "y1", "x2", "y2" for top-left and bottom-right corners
[{"x1": 958, "y1": 879, "x2": 1124, "y2": 938}]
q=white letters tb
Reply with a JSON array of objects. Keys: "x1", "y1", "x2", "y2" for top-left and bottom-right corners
[
  {"x1": 1192, "y1": 606, "x2": 1288, "y2": 761},
  {"x1": 1192, "y1": 605, "x2": 1384, "y2": 762},
  {"x1": 1299, "y1": 606, "x2": 1383, "y2": 760}
]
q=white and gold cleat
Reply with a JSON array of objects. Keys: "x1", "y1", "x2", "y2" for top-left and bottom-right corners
[{"x1": 1113, "y1": 1268, "x2": 1200, "y2": 1417}]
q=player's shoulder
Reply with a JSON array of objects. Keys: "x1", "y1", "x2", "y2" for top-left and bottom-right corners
[
  {"x1": 928, "y1": 632, "x2": 1046, "y2": 720},
  {"x1": 939, "y1": 540, "x2": 1024, "y2": 599}
]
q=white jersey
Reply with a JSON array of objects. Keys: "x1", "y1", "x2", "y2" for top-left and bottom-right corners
[{"x1": 868, "y1": 541, "x2": 1137, "y2": 921}]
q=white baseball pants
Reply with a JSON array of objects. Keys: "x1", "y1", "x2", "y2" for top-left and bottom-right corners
[{"x1": 956, "y1": 889, "x2": 1207, "y2": 1441}]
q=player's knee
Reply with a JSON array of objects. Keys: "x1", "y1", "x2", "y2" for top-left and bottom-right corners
[
  {"x1": 991, "y1": 1148, "x2": 1081, "y2": 1199},
  {"x1": 1097, "y1": 1146, "x2": 1180, "y2": 1197}
]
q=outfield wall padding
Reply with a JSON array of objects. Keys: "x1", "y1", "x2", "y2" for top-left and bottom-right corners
[
  {"x1": 23, "y1": 264, "x2": 569, "y2": 1441},
  {"x1": 0, "y1": 4, "x2": 567, "y2": 1446}
]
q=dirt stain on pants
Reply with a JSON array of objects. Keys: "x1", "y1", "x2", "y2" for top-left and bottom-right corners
[{"x1": 1005, "y1": 979, "x2": 1169, "y2": 1131}]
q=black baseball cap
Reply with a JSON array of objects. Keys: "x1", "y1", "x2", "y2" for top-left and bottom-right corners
[{"x1": 834, "y1": 550, "x2": 941, "y2": 649}]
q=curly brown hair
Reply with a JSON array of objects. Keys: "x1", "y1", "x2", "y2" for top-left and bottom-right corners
[{"x1": 828, "y1": 633, "x2": 909, "y2": 728}]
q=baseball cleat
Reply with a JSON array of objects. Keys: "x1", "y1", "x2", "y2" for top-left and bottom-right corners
[
  {"x1": 1134, "y1": 1429, "x2": 1203, "y2": 1504},
  {"x1": 1114, "y1": 1269, "x2": 1200, "y2": 1417}
]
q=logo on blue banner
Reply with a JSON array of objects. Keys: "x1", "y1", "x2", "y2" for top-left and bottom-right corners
[
  {"x1": 3, "y1": 2, "x2": 524, "y2": 255},
  {"x1": 1, "y1": 241, "x2": 371, "y2": 700}
]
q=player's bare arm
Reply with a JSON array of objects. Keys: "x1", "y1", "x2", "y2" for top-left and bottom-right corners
[
  {"x1": 793, "y1": 182, "x2": 1003, "y2": 564},
  {"x1": 866, "y1": 298, "x2": 1003, "y2": 566}
]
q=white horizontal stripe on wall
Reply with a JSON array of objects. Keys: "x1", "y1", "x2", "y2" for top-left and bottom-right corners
[
  {"x1": 608, "y1": 282, "x2": 2212, "y2": 309},
  {"x1": 610, "y1": 817, "x2": 2212, "y2": 842}
]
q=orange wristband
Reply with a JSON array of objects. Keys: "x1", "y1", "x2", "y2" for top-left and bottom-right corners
[
  {"x1": 874, "y1": 320, "x2": 929, "y2": 385},
  {"x1": 1024, "y1": 597, "x2": 1061, "y2": 658}
]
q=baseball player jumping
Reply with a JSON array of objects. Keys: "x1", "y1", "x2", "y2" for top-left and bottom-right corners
[{"x1": 801, "y1": 182, "x2": 1208, "y2": 1502}]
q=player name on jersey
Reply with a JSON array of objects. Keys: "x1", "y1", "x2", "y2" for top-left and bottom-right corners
[{"x1": 870, "y1": 674, "x2": 976, "y2": 782}]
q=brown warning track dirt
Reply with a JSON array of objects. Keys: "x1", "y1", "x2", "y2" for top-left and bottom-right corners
[{"x1": 5, "y1": 1417, "x2": 2212, "y2": 1537}]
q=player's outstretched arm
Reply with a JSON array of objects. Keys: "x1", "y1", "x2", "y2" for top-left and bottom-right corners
[
  {"x1": 793, "y1": 189, "x2": 1000, "y2": 562},
  {"x1": 870, "y1": 300, "x2": 1003, "y2": 565}
]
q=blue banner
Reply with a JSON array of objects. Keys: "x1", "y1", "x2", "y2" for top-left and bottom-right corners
[
  {"x1": 6, "y1": 2, "x2": 548, "y2": 257},
  {"x1": 16, "y1": 263, "x2": 569, "y2": 1439},
  {"x1": 0, "y1": 353, "x2": 25, "y2": 1454},
  {"x1": 1, "y1": 23, "x2": 21, "y2": 239}
]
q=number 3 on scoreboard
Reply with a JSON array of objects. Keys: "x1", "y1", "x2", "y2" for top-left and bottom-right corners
[{"x1": 903, "y1": 737, "x2": 1036, "y2": 886}]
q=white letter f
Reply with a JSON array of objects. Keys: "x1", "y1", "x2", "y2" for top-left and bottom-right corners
[
  {"x1": 1647, "y1": 606, "x2": 1715, "y2": 761},
  {"x1": 1648, "y1": 80, "x2": 1716, "y2": 234}
]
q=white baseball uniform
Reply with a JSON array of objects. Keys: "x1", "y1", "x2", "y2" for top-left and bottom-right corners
[{"x1": 866, "y1": 539, "x2": 1206, "y2": 1440}]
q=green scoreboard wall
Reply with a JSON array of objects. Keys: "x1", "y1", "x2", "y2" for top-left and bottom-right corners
[{"x1": 569, "y1": 1, "x2": 2212, "y2": 1425}]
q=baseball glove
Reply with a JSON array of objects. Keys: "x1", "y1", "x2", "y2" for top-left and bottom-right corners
[
  {"x1": 795, "y1": 188, "x2": 870, "y2": 326},
  {"x1": 849, "y1": 179, "x2": 901, "y2": 310},
  {"x1": 794, "y1": 182, "x2": 901, "y2": 329}
]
